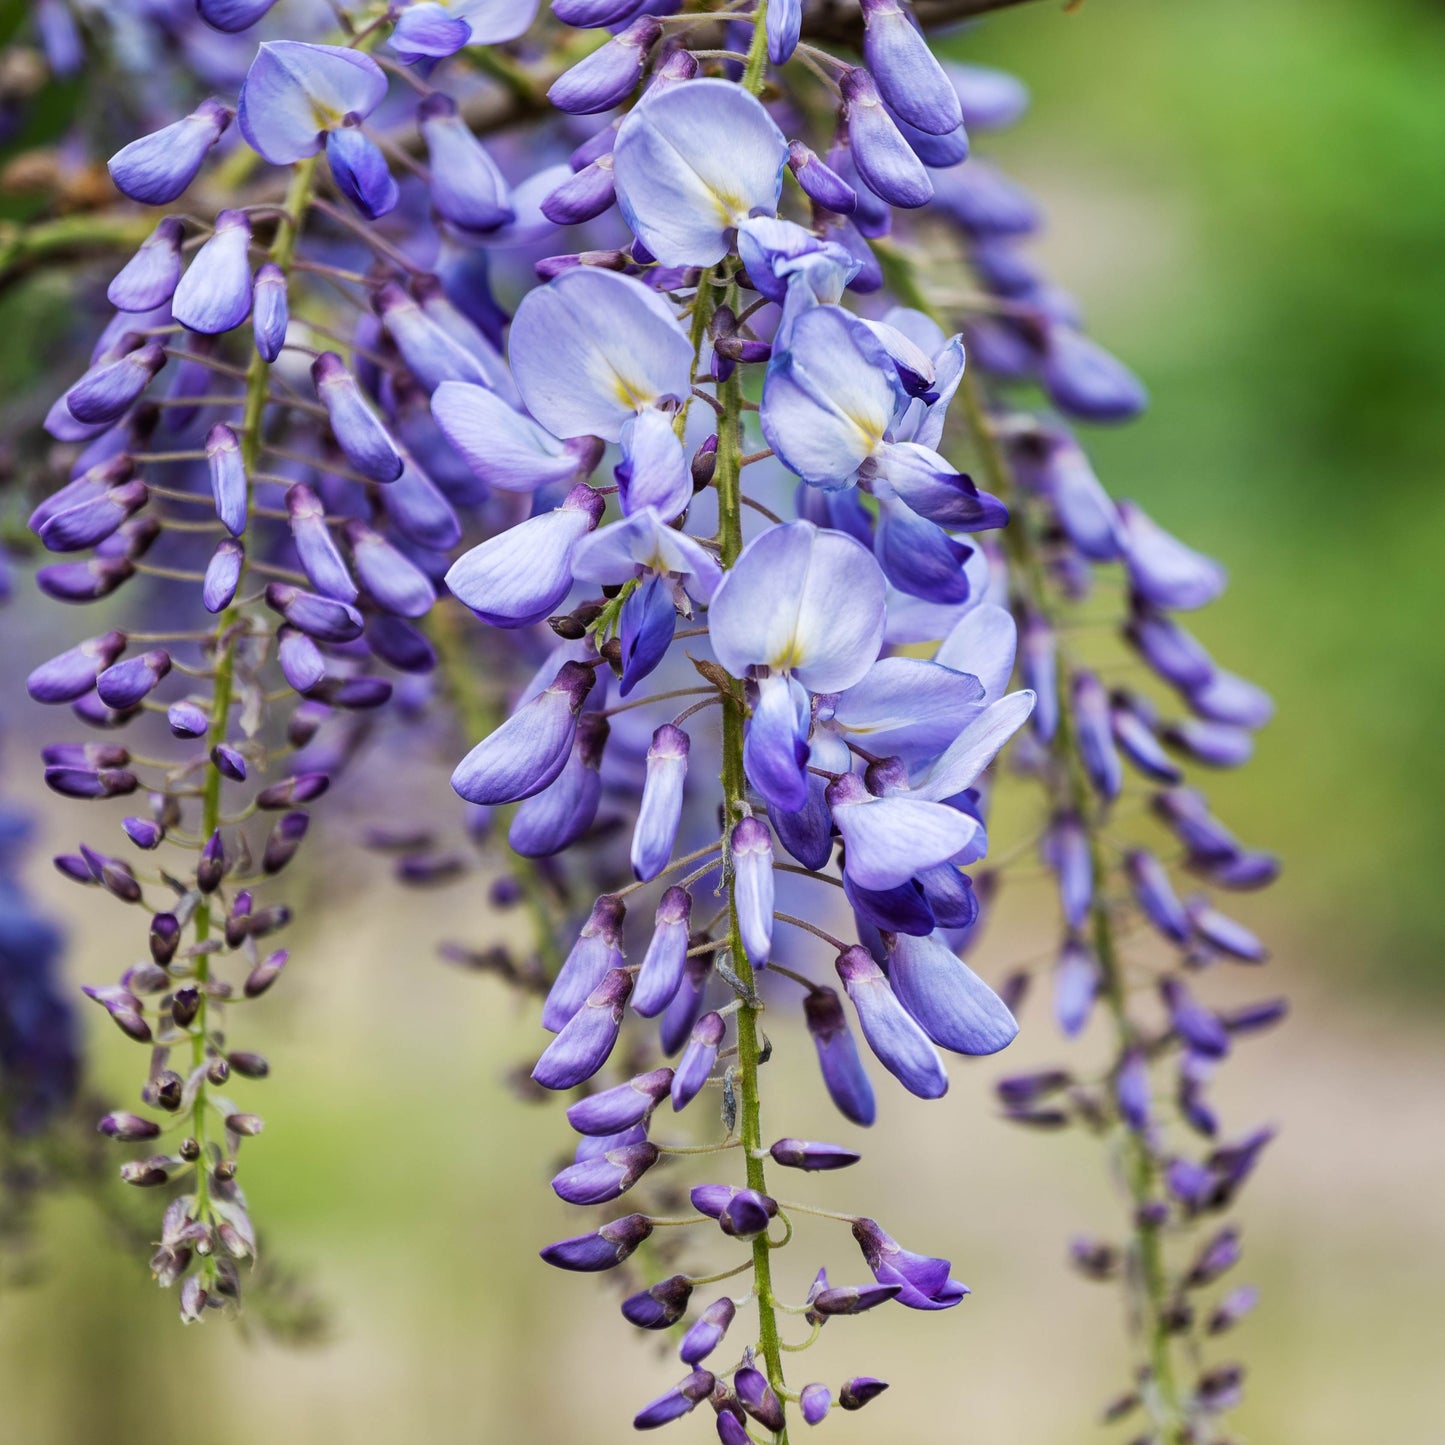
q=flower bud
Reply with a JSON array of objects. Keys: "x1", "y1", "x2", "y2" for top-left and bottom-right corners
[
  {"x1": 621, "y1": 1273, "x2": 693, "y2": 1330},
  {"x1": 548, "y1": 18, "x2": 660, "y2": 116},
  {"x1": 203, "y1": 538, "x2": 244, "y2": 614},
  {"x1": 768, "y1": 1138, "x2": 861, "y2": 1171},
  {"x1": 173, "y1": 210, "x2": 253, "y2": 335},
  {"x1": 109, "y1": 217, "x2": 185, "y2": 311},
  {"x1": 671, "y1": 1011, "x2": 723, "y2": 1112},
  {"x1": 26, "y1": 630, "x2": 127, "y2": 704},
  {"x1": 311, "y1": 352, "x2": 403, "y2": 482},
  {"x1": 566, "y1": 1068, "x2": 673, "y2": 1136},
  {"x1": 325, "y1": 124, "x2": 398, "y2": 220},
  {"x1": 540, "y1": 1213, "x2": 653, "y2": 1272},
  {"x1": 108, "y1": 98, "x2": 232, "y2": 205},
  {"x1": 679, "y1": 1297, "x2": 735, "y2": 1364}
]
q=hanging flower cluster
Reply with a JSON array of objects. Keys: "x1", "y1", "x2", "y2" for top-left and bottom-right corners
[
  {"x1": 10, "y1": 0, "x2": 1282, "y2": 1437},
  {"x1": 920, "y1": 79, "x2": 1284, "y2": 1445}
]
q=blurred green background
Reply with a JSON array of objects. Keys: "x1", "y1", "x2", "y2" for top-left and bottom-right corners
[{"x1": 1, "y1": 0, "x2": 1443, "y2": 1441}]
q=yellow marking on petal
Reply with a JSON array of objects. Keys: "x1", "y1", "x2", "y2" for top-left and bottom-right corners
[
  {"x1": 769, "y1": 637, "x2": 805, "y2": 672},
  {"x1": 845, "y1": 409, "x2": 887, "y2": 449},
  {"x1": 613, "y1": 373, "x2": 658, "y2": 409}
]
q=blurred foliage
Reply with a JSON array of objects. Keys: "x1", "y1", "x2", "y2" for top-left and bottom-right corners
[{"x1": 956, "y1": 0, "x2": 1445, "y2": 991}]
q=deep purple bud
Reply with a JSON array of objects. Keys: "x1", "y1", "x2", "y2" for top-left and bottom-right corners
[
  {"x1": 148, "y1": 913, "x2": 180, "y2": 965},
  {"x1": 173, "y1": 210, "x2": 253, "y2": 334},
  {"x1": 61, "y1": 342, "x2": 166, "y2": 427},
  {"x1": 540, "y1": 1212, "x2": 654, "y2": 1272},
  {"x1": 343, "y1": 519, "x2": 435, "y2": 617},
  {"x1": 734, "y1": 1367, "x2": 785, "y2": 1432},
  {"x1": 197, "y1": 829, "x2": 225, "y2": 893},
  {"x1": 27, "y1": 630, "x2": 127, "y2": 703},
  {"x1": 244, "y1": 949, "x2": 288, "y2": 998},
  {"x1": 567, "y1": 1068, "x2": 673, "y2": 1136},
  {"x1": 622, "y1": 1274, "x2": 693, "y2": 1330},
  {"x1": 326, "y1": 125, "x2": 398, "y2": 220},
  {"x1": 542, "y1": 155, "x2": 617, "y2": 225},
  {"x1": 731, "y1": 816, "x2": 774, "y2": 964},
  {"x1": 44, "y1": 764, "x2": 138, "y2": 799},
  {"x1": 804, "y1": 987, "x2": 877, "y2": 1126},
  {"x1": 109, "y1": 217, "x2": 185, "y2": 311},
  {"x1": 532, "y1": 968, "x2": 632, "y2": 1089},
  {"x1": 633, "y1": 886, "x2": 691, "y2": 1018},
  {"x1": 769, "y1": 1138, "x2": 861, "y2": 1171},
  {"x1": 210, "y1": 745, "x2": 247, "y2": 780},
  {"x1": 312, "y1": 352, "x2": 403, "y2": 482},
  {"x1": 671, "y1": 1011, "x2": 723, "y2": 1111},
  {"x1": 841, "y1": 69, "x2": 932, "y2": 209},
  {"x1": 260, "y1": 811, "x2": 309, "y2": 875},
  {"x1": 840, "y1": 1377, "x2": 890, "y2": 1411},
  {"x1": 787, "y1": 140, "x2": 857, "y2": 214},
  {"x1": 98, "y1": 1111, "x2": 161, "y2": 1141},
  {"x1": 812, "y1": 1283, "x2": 901, "y2": 1315},
  {"x1": 96, "y1": 650, "x2": 171, "y2": 709},
  {"x1": 265, "y1": 582, "x2": 363, "y2": 643},
  {"x1": 633, "y1": 1370, "x2": 715, "y2": 1431},
  {"x1": 122, "y1": 816, "x2": 164, "y2": 850},
  {"x1": 800, "y1": 1384, "x2": 831, "y2": 1425},
  {"x1": 205, "y1": 423, "x2": 248, "y2": 536},
  {"x1": 551, "y1": 1140, "x2": 659, "y2": 1205},
  {"x1": 252, "y1": 262, "x2": 288, "y2": 362},
  {"x1": 54, "y1": 854, "x2": 95, "y2": 886},
  {"x1": 107, "y1": 98, "x2": 232, "y2": 205},
  {"x1": 861, "y1": 0, "x2": 963, "y2": 135},
  {"x1": 548, "y1": 18, "x2": 660, "y2": 116},
  {"x1": 36, "y1": 555, "x2": 135, "y2": 603},
  {"x1": 203, "y1": 538, "x2": 244, "y2": 613},
  {"x1": 83, "y1": 984, "x2": 151, "y2": 1042},
  {"x1": 256, "y1": 774, "x2": 332, "y2": 811},
  {"x1": 679, "y1": 1296, "x2": 735, "y2": 1364},
  {"x1": 1126, "y1": 849, "x2": 1191, "y2": 944}
]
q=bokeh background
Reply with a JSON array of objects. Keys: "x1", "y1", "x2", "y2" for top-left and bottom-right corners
[{"x1": 0, "y1": 0, "x2": 1442, "y2": 1440}]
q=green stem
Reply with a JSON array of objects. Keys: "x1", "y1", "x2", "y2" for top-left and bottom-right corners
[
  {"x1": 715, "y1": 356, "x2": 790, "y2": 1439},
  {"x1": 954, "y1": 365, "x2": 1188, "y2": 1440},
  {"x1": 186, "y1": 153, "x2": 319, "y2": 1262},
  {"x1": 880, "y1": 229, "x2": 1189, "y2": 1438}
]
